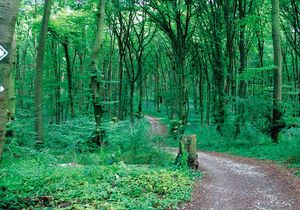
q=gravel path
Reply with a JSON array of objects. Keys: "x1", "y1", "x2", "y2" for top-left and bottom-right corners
[
  {"x1": 145, "y1": 115, "x2": 167, "y2": 136},
  {"x1": 146, "y1": 115, "x2": 300, "y2": 210},
  {"x1": 182, "y1": 152, "x2": 300, "y2": 210}
]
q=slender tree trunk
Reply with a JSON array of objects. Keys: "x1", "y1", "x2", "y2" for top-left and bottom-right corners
[
  {"x1": 78, "y1": 53, "x2": 84, "y2": 112},
  {"x1": 62, "y1": 37, "x2": 75, "y2": 118},
  {"x1": 199, "y1": 71, "x2": 204, "y2": 124},
  {"x1": 129, "y1": 81, "x2": 134, "y2": 122},
  {"x1": 271, "y1": 0, "x2": 283, "y2": 142},
  {"x1": 224, "y1": 1, "x2": 236, "y2": 97},
  {"x1": 34, "y1": 0, "x2": 52, "y2": 145},
  {"x1": 118, "y1": 52, "x2": 124, "y2": 120},
  {"x1": 193, "y1": 78, "x2": 198, "y2": 114},
  {"x1": 137, "y1": 67, "x2": 143, "y2": 116},
  {"x1": 204, "y1": 64, "x2": 211, "y2": 125},
  {"x1": 107, "y1": 35, "x2": 114, "y2": 117},
  {"x1": 0, "y1": 0, "x2": 20, "y2": 160},
  {"x1": 52, "y1": 40, "x2": 61, "y2": 124},
  {"x1": 236, "y1": 0, "x2": 247, "y2": 137},
  {"x1": 90, "y1": 0, "x2": 106, "y2": 145},
  {"x1": 154, "y1": 72, "x2": 160, "y2": 112}
]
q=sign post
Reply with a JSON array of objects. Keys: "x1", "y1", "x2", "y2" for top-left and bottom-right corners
[{"x1": 0, "y1": 45, "x2": 8, "y2": 61}]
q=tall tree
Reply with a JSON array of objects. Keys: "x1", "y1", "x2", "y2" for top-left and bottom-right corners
[
  {"x1": 34, "y1": 0, "x2": 53, "y2": 145},
  {"x1": 271, "y1": 0, "x2": 283, "y2": 142},
  {"x1": 143, "y1": 0, "x2": 193, "y2": 126},
  {"x1": 90, "y1": 0, "x2": 106, "y2": 145},
  {"x1": 0, "y1": 0, "x2": 21, "y2": 160}
]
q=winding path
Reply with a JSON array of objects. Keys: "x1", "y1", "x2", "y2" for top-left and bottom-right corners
[{"x1": 146, "y1": 115, "x2": 300, "y2": 210}]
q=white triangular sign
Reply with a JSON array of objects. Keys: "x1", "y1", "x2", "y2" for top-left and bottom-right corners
[{"x1": 0, "y1": 45, "x2": 8, "y2": 61}]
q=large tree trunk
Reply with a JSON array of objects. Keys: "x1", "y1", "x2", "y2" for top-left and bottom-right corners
[
  {"x1": 34, "y1": 0, "x2": 53, "y2": 145},
  {"x1": 271, "y1": 0, "x2": 283, "y2": 142},
  {"x1": 0, "y1": 0, "x2": 20, "y2": 160},
  {"x1": 5, "y1": 31, "x2": 17, "y2": 138},
  {"x1": 90, "y1": 0, "x2": 106, "y2": 145}
]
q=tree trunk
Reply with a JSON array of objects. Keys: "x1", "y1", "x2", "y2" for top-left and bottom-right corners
[
  {"x1": 176, "y1": 135, "x2": 199, "y2": 169},
  {"x1": 129, "y1": 81, "x2": 134, "y2": 123},
  {"x1": 90, "y1": 0, "x2": 106, "y2": 145},
  {"x1": 51, "y1": 39, "x2": 61, "y2": 124},
  {"x1": 271, "y1": 0, "x2": 283, "y2": 142},
  {"x1": 0, "y1": 0, "x2": 20, "y2": 160},
  {"x1": 137, "y1": 67, "x2": 143, "y2": 116},
  {"x1": 236, "y1": 0, "x2": 247, "y2": 137},
  {"x1": 62, "y1": 37, "x2": 75, "y2": 118},
  {"x1": 34, "y1": 0, "x2": 52, "y2": 145},
  {"x1": 199, "y1": 71, "x2": 204, "y2": 124},
  {"x1": 118, "y1": 52, "x2": 124, "y2": 120}
]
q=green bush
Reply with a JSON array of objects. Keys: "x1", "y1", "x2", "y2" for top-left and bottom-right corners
[
  {"x1": 105, "y1": 120, "x2": 173, "y2": 165},
  {"x1": 1, "y1": 116, "x2": 198, "y2": 209}
]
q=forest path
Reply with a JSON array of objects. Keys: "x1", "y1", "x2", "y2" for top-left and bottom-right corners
[{"x1": 145, "y1": 115, "x2": 300, "y2": 210}]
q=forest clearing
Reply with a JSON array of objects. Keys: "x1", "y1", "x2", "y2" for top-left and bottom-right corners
[{"x1": 0, "y1": 0, "x2": 300, "y2": 209}]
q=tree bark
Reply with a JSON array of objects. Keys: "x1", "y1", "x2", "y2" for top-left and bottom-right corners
[
  {"x1": 236, "y1": 0, "x2": 247, "y2": 137},
  {"x1": 34, "y1": 0, "x2": 53, "y2": 145},
  {"x1": 62, "y1": 37, "x2": 75, "y2": 118},
  {"x1": 271, "y1": 0, "x2": 283, "y2": 142},
  {"x1": 0, "y1": 0, "x2": 20, "y2": 160},
  {"x1": 90, "y1": 0, "x2": 106, "y2": 145}
]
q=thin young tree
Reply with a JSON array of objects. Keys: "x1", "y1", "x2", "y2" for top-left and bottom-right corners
[{"x1": 271, "y1": 0, "x2": 284, "y2": 142}]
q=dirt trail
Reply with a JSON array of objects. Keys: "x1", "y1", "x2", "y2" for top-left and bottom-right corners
[
  {"x1": 183, "y1": 152, "x2": 300, "y2": 210},
  {"x1": 145, "y1": 115, "x2": 167, "y2": 136},
  {"x1": 146, "y1": 116, "x2": 300, "y2": 210}
]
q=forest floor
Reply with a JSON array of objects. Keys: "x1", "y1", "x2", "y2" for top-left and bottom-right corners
[{"x1": 146, "y1": 116, "x2": 300, "y2": 210}]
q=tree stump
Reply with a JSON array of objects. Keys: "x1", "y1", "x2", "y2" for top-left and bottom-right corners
[{"x1": 176, "y1": 134, "x2": 199, "y2": 169}]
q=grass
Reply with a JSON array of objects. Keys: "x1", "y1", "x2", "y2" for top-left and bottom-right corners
[{"x1": 0, "y1": 114, "x2": 199, "y2": 209}]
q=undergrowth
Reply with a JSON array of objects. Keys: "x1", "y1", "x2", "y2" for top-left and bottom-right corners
[
  {"x1": 0, "y1": 115, "x2": 198, "y2": 209},
  {"x1": 0, "y1": 164, "x2": 195, "y2": 209}
]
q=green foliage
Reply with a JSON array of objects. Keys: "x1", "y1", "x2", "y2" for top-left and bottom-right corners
[
  {"x1": 46, "y1": 116, "x2": 96, "y2": 153},
  {"x1": 0, "y1": 163, "x2": 195, "y2": 209},
  {"x1": 105, "y1": 119, "x2": 173, "y2": 165},
  {"x1": 49, "y1": 9, "x2": 93, "y2": 40},
  {"x1": 169, "y1": 119, "x2": 185, "y2": 141},
  {"x1": 1, "y1": 116, "x2": 198, "y2": 209}
]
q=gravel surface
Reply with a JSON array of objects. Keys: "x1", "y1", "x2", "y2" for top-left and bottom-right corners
[
  {"x1": 145, "y1": 115, "x2": 167, "y2": 136},
  {"x1": 182, "y1": 152, "x2": 300, "y2": 210}
]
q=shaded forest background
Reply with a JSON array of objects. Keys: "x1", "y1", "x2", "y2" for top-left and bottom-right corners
[
  {"x1": 0, "y1": 0, "x2": 298, "y2": 162},
  {"x1": 4, "y1": 1, "x2": 298, "y2": 141}
]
